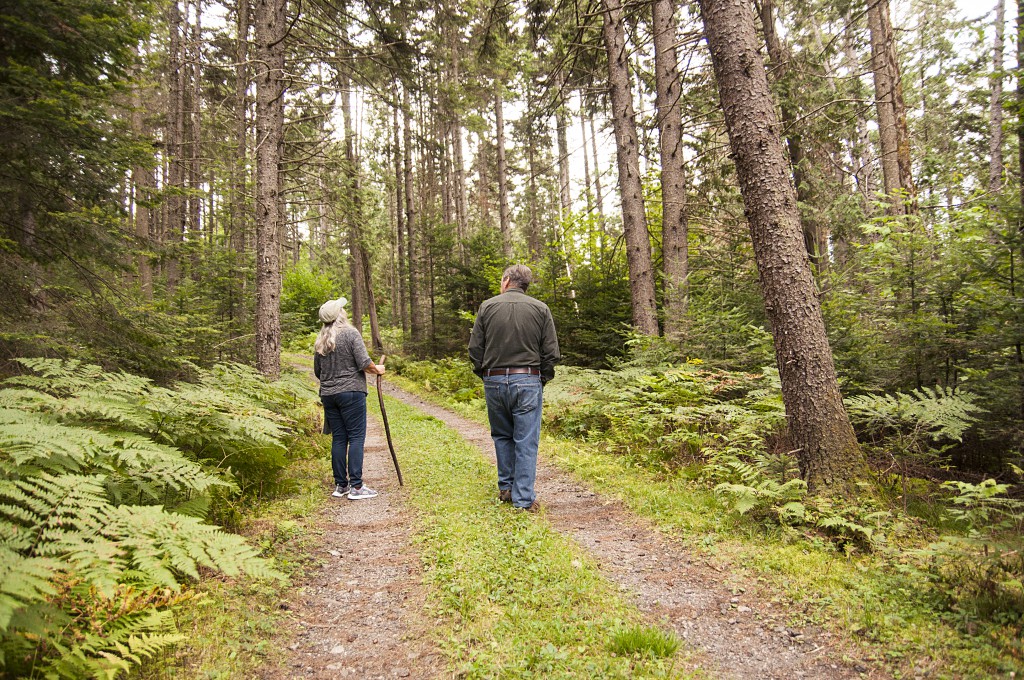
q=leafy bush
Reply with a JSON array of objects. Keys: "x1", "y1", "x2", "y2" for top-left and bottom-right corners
[
  {"x1": 281, "y1": 265, "x2": 339, "y2": 338},
  {"x1": 0, "y1": 359, "x2": 301, "y2": 677},
  {"x1": 391, "y1": 357, "x2": 482, "y2": 403}
]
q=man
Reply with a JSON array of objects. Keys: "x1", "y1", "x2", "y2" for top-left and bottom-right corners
[{"x1": 469, "y1": 264, "x2": 560, "y2": 511}]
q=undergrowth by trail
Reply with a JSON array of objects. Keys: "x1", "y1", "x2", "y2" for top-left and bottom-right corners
[
  {"x1": 133, "y1": 399, "x2": 333, "y2": 679},
  {"x1": 386, "y1": 364, "x2": 1024, "y2": 679},
  {"x1": 376, "y1": 393, "x2": 693, "y2": 678}
]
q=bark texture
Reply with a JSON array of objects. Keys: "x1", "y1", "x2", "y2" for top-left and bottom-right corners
[
  {"x1": 600, "y1": 0, "x2": 658, "y2": 336},
  {"x1": 254, "y1": 0, "x2": 285, "y2": 378},
  {"x1": 652, "y1": 0, "x2": 689, "y2": 338},
  {"x1": 697, "y1": 0, "x2": 864, "y2": 494}
]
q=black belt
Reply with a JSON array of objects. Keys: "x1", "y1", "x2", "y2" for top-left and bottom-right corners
[{"x1": 484, "y1": 367, "x2": 540, "y2": 377}]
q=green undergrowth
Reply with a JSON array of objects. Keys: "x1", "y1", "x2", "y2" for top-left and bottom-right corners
[
  {"x1": 388, "y1": 361, "x2": 1023, "y2": 678},
  {"x1": 132, "y1": 395, "x2": 333, "y2": 679},
  {"x1": 374, "y1": 393, "x2": 693, "y2": 678}
]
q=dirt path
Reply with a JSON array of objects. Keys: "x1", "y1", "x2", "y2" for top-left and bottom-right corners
[
  {"x1": 260, "y1": 411, "x2": 446, "y2": 679},
  {"x1": 380, "y1": 383, "x2": 882, "y2": 680}
]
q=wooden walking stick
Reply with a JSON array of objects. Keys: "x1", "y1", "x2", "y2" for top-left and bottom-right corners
[{"x1": 375, "y1": 355, "x2": 404, "y2": 486}]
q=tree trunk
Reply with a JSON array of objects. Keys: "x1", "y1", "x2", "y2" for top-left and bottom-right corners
[
  {"x1": 653, "y1": 0, "x2": 690, "y2": 338},
  {"x1": 131, "y1": 59, "x2": 153, "y2": 299},
  {"x1": 555, "y1": 79, "x2": 572, "y2": 219},
  {"x1": 579, "y1": 109, "x2": 594, "y2": 217},
  {"x1": 187, "y1": 0, "x2": 203, "y2": 246},
  {"x1": 361, "y1": 246, "x2": 383, "y2": 353},
  {"x1": 495, "y1": 86, "x2": 512, "y2": 258},
  {"x1": 601, "y1": 0, "x2": 658, "y2": 336},
  {"x1": 697, "y1": 0, "x2": 865, "y2": 494},
  {"x1": 393, "y1": 98, "x2": 408, "y2": 334},
  {"x1": 340, "y1": 56, "x2": 365, "y2": 330},
  {"x1": 990, "y1": 0, "x2": 1006, "y2": 194},
  {"x1": 867, "y1": 0, "x2": 916, "y2": 215},
  {"x1": 843, "y1": 9, "x2": 873, "y2": 214},
  {"x1": 254, "y1": 0, "x2": 285, "y2": 378},
  {"x1": 232, "y1": 0, "x2": 249, "y2": 254},
  {"x1": 589, "y1": 111, "x2": 607, "y2": 242},
  {"x1": 1016, "y1": 0, "x2": 1024, "y2": 421},
  {"x1": 165, "y1": 0, "x2": 185, "y2": 289},
  {"x1": 404, "y1": 83, "x2": 423, "y2": 344}
]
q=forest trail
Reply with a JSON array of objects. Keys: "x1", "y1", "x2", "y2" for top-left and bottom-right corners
[
  {"x1": 258, "y1": 408, "x2": 446, "y2": 679},
  {"x1": 378, "y1": 383, "x2": 882, "y2": 680},
  {"x1": 267, "y1": 379, "x2": 881, "y2": 679}
]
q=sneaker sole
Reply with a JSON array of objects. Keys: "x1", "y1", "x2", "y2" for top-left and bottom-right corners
[{"x1": 348, "y1": 493, "x2": 378, "y2": 500}]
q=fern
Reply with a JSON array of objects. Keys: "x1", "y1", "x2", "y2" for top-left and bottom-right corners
[
  {"x1": 845, "y1": 386, "x2": 984, "y2": 445},
  {"x1": 0, "y1": 360, "x2": 293, "y2": 678}
]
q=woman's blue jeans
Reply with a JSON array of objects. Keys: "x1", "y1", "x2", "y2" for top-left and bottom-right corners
[
  {"x1": 483, "y1": 374, "x2": 543, "y2": 508},
  {"x1": 321, "y1": 391, "x2": 367, "y2": 488}
]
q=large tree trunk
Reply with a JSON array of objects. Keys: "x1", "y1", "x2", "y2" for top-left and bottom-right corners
[
  {"x1": 253, "y1": 0, "x2": 285, "y2": 378},
  {"x1": 990, "y1": 0, "x2": 1006, "y2": 194},
  {"x1": 495, "y1": 86, "x2": 512, "y2": 258},
  {"x1": 867, "y1": 0, "x2": 916, "y2": 215},
  {"x1": 600, "y1": 0, "x2": 658, "y2": 336},
  {"x1": 652, "y1": 0, "x2": 690, "y2": 338},
  {"x1": 697, "y1": 0, "x2": 865, "y2": 494}
]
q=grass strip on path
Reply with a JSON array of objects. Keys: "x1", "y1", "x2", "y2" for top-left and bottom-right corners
[{"x1": 372, "y1": 391, "x2": 693, "y2": 679}]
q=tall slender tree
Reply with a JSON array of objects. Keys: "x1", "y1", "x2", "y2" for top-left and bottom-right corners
[
  {"x1": 652, "y1": 0, "x2": 690, "y2": 337},
  {"x1": 867, "y1": 0, "x2": 916, "y2": 215},
  {"x1": 989, "y1": 0, "x2": 1006, "y2": 194},
  {"x1": 600, "y1": 0, "x2": 658, "y2": 335}
]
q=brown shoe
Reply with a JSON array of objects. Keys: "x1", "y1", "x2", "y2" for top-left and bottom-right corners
[
  {"x1": 521, "y1": 501, "x2": 541, "y2": 513},
  {"x1": 499, "y1": 489, "x2": 512, "y2": 503}
]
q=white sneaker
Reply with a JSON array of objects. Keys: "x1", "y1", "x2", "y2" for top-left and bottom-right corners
[
  {"x1": 332, "y1": 484, "x2": 350, "y2": 498},
  {"x1": 347, "y1": 485, "x2": 378, "y2": 500}
]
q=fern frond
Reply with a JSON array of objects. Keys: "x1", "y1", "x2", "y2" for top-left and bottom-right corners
[{"x1": 0, "y1": 548, "x2": 56, "y2": 631}]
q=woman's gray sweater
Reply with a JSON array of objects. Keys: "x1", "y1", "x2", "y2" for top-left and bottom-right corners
[{"x1": 313, "y1": 325, "x2": 372, "y2": 396}]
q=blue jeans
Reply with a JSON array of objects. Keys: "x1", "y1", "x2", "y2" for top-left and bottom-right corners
[
  {"x1": 483, "y1": 374, "x2": 543, "y2": 508},
  {"x1": 321, "y1": 391, "x2": 367, "y2": 488}
]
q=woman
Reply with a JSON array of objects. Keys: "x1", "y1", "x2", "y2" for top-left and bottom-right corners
[{"x1": 313, "y1": 296, "x2": 385, "y2": 500}]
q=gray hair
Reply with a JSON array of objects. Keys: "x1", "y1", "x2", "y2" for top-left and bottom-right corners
[
  {"x1": 314, "y1": 307, "x2": 350, "y2": 356},
  {"x1": 502, "y1": 264, "x2": 533, "y2": 292}
]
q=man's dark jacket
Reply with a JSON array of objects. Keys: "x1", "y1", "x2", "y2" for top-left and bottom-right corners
[{"x1": 469, "y1": 288, "x2": 560, "y2": 384}]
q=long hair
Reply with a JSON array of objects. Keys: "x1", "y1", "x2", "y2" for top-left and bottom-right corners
[{"x1": 314, "y1": 307, "x2": 350, "y2": 356}]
